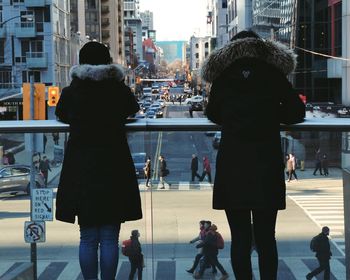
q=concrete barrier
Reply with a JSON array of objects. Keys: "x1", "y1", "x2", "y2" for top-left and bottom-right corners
[{"x1": 0, "y1": 262, "x2": 33, "y2": 280}]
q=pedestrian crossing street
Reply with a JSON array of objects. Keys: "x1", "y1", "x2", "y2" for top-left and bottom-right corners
[
  {"x1": 288, "y1": 194, "x2": 345, "y2": 256},
  {"x1": 0, "y1": 257, "x2": 346, "y2": 280}
]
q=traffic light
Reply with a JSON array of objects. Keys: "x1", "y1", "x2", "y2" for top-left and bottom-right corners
[{"x1": 47, "y1": 86, "x2": 60, "y2": 106}]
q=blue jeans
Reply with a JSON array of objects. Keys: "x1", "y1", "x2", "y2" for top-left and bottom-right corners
[{"x1": 79, "y1": 224, "x2": 121, "y2": 280}]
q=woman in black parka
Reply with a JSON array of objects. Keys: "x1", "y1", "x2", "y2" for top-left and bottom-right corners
[
  {"x1": 55, "y1": 42, "x2": 142, "y2": 280},
  {"x1": 201, "y1": 30, "x2": 305, "y2": 280}
]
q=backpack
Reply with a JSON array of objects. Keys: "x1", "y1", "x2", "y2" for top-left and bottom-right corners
[
  {"x1": 122, "y1": 239, "x2": 132, "y2": 256},
  {"x1": 216, "y1": 232, "x2": 224, "y2": 249},
  {"x1": 310, "y1": 235, "x2": 320, "y2": 252}
]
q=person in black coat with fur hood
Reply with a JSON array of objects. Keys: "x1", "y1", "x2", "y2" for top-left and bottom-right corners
[
  {"x1": 55, "y1": 42, "x2": 142, "y2": 280},
  {"x1": 201, "y1": 30, "x2": 305, "y2": 280}
]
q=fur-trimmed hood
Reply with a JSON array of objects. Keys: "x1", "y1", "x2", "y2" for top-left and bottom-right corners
[
  {"x1": 69, "y1": 64, "x2": 125, "y2": 82},
  {"x1": 201, "y1": 38, "x2": 297, "y2": 82}
]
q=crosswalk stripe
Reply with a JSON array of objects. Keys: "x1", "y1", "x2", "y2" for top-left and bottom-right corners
[
  {"x1": 289, "y1": 194, "x2": 345, "y2": 257},
  {"x1": 37, "y1": 260, "x2": 50, "y2": 277},
  {"x1": 56, "y1": 260, "x2": 80, "y2": 280},
  {"x1": 311, "y1": 215, "x2": 344, "y2": 219},
  {"x1": 178, "y1": 182, "x2": 189, "y2": 190},
  {"x1": 303, "y1": 206, "x2": 343, "y2": 209},
  {"x1": 331, "y1": 259, "x2": 347, "y2": 280},
  {"x1": 0, "y1": 262, "x2": 14, "y2": 278},
  {"x1": 283, "y1": 258, "x2": 310, "y2": 280}
]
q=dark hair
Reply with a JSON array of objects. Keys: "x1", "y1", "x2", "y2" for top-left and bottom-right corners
[
  {"x1": 230, "y1": 29, "x2": 260, "y2": 42},
  {"x1": 199, "y1": 220, "x2": 206, "y2": 225}
]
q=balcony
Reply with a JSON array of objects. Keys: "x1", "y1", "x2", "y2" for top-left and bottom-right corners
[
  {"x1": 101, "y1": 5, "x2": 110, "y2": 14},
  {"x1": 15, "y1": 22, "x2": 36, "y2": 38},
  {"x1": 101, "y1": 18, "x2": 110, "y2": 27},
  {"x1": 0, "y1": 118, "x2": 348, "y2": 279},
  {"x1": 26, "y1": 52, "x2": 48, "y2": 68},
  {"x1": 101, "y1": 30, "x2": 110, "y2": 39},
  {"x1": 24, "y1": 0, "x2": 46, "y2": 7}
]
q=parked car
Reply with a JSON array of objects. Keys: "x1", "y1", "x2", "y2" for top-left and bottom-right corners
[
  {"x1": 0, "y1": 165, "x2": 45, "y2": 196},
  {"x1": 131, "y1": 153, "x2": 147, "y2": 179},
  {"x1": 212, "y1": 131, "x2": 221, "y2": 149},
  {"x1": 184, "y1": 95, "x2": 204, "y2": 105}
]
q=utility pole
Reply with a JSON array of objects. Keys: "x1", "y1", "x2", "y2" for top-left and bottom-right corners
[{"x1": 29, "y1": 74, "x2": 38, "y2": 280}]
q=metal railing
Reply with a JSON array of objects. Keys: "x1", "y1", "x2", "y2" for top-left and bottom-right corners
[
  {"x1": 0, "y1": 117, "x2": 349, "y2": 279},
  {"x1": 0, "y1": 118, "x2": 350, "y2": 133}
]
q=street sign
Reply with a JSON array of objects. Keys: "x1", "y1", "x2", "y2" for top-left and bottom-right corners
[
  {"x1": 31, "y1": 188, "x2": 53, "y2": 221},
  {"x1": 24, "y1": 221, "x2": 45, "y2": 243}
]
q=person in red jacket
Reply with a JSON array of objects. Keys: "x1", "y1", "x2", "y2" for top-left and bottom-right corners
[{"x1": 200, "y1": 156, "x2": 212, "y2": 183}]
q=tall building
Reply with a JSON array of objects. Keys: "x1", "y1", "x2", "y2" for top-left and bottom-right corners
[
  {"x1": 100, "y1": 0, "x2": 125, "y2": 64},
  {"x1": 70, "y1": 0, "x2": 125, "y2": 65},
  {"x1": 294, "y1": 0, "x2": 342, "y2": 103},
  {"x1": 209, "y1": 0, "x2": 229, "y2": 49},
  {"x1": 252, "y1": 0, "x2": 295, "y2": 44},
  {"x1": 227, "y1": 0, "x2": 252, "y2": 39},
  {"x1": 156, "y1": 41, "x2": 187, "y2": 65},
  {"x1": 140, "y1": 10, "x2": 153, "y2": 30},
  {"x1": 124, "y1": 0, "x2": 142, "y2": 63},
  {"x1": 140, "y1": 10, "x2": 155, "y2": 41},
  {"x1": 0, "y1": 0, "x2": 70, "y2": 119},
  {"x1": 189, "y1": 36, "x2": 213, "y2": 71}
]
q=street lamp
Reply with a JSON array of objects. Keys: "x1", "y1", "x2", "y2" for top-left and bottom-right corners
[{"x1": 0, "y1": 14, "x2": 33, "y2": 27}]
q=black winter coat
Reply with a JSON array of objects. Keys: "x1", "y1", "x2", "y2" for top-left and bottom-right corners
[
  {"x1": 159, "y1": 159, "x2": 168, "y2": 177},
  {"x1": 315, "y1": 233, "x2": 332, "y2": 259},
  {"x1": 191, "y1": 157, "x2": 199, "y2": 171},
  {"x1": 202, "y1": 38, "x2": 305, "y2": 210},
  {"x1": 55, "y1": 64, "x2": 142, "y2": 226}
]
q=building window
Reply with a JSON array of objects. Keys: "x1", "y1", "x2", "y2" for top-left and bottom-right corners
[
  {"x1": 195, "y1": 53, "x2": 199, "y2": 59},
  {"x1": 22, "y1": 71, "x2": 41, "y2": 83},
  {"x1": 222, "y1": 0, "x2": 227, "y2": 9},
  {"x1": 86, "y1": 0, "x2": 97, "y2": 9},
  {"x1": 0, "y1": 40, "x2": 4, "y2": 63},
  {"x1": 204, "y1": 42, "x2": 209, "y2": 48},
  {"x1": 0, "y1": 71, "x2": 12, "y2": 88},
  {"x1": 195, "y1": 43, "x2": 199, "y2": 48}
]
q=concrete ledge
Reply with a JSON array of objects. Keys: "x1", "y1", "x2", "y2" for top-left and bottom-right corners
[{"x1": 0, "y1": 262, "x2": 33, "y2": 280}]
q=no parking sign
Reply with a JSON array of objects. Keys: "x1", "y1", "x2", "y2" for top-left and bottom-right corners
[{"x1": 24, "y1": 221, "x2": 45, "y2": 243}]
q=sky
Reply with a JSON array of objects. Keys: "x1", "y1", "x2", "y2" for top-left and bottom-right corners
[{"x1": 139, "y1": 0, "x2": 209, "y2": 42}]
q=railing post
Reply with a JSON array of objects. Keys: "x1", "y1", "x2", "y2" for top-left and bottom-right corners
[{"x1": 343, "y1": 169, "x2": 350, "y2": 279}]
